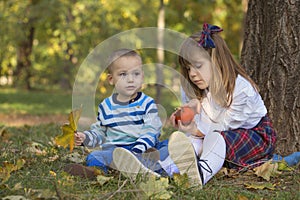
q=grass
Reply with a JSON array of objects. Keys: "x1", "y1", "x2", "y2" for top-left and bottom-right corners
[
  {"x1": 0, "y1": 88, "x2": 299, "y2": 199},
  {"x1": 1, "y1": 124, "x2": 299, "y2": 199},
  {"x1": 0, "y1": 86, "x2": 179, "y2": 117},
  {"x1": 0, "y1": 88, "x2": 72, "y2": 115}
]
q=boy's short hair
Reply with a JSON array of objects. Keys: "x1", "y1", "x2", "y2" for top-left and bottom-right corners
[{"x1": 106, "y1": 49, "x2": 141, "y2": 73}]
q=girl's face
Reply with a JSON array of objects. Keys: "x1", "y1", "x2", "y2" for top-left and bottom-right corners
[
  {"x1": 186, "y1": 51, "x2": 212, "y2": 90},
  {"x1": 108, "y1": 56, "x2": 144, "y2": 102}
]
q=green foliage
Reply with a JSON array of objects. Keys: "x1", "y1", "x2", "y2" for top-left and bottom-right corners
[{"x1": 0, "y1": 0, "x2": 245, "y2": 90}]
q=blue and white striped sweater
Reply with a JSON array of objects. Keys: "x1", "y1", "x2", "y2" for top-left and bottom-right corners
[{"x1": 83, "y1": 92, "x2": 162, "y2": 153}]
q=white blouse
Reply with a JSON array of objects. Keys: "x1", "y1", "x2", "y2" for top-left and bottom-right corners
[{"x1": 181, "y1": 75, "x2": 267, "y2": 135}]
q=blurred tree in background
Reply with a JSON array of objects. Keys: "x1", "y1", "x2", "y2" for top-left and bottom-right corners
[
  {"x1": 0, "y1": 0, "x2": 244, "y2": 91},
  {"x1": 1, "y1": 0, "x2": 299, "y2": 153}
]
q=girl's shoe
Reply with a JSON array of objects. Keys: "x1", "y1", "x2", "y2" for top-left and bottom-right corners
[
  {"x1": 284, "y1": 152, "x2": 300, "y2": 166},
  {"x1": 113, "y1": 147, "x2": 160, "y2": 180},
  {"x1": 168, "y1": 131, "x2": 203, "y2": 187},
  {"x1": 273, "y1": 152, "x2": 300, "y2": 166},
  {"x1": 168, "y1": 131, "x2": 226, "y2": 187}
]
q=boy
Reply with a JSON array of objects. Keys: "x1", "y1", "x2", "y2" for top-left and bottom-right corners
[{"x1": 67, "y1": 49, "x2": 168, "y2": 178}]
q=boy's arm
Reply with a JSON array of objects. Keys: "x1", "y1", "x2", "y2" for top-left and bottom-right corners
[
  {"x1": 82, "y1": 121, "x2": 107, "y2": 148},
  {"x1": 131, "y1": 101, "x2": 162, "y2": 153}
]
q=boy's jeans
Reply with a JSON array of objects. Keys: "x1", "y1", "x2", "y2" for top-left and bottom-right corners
[{"x1": 86, "y1": 140, "x2": 169, "y2": 174}]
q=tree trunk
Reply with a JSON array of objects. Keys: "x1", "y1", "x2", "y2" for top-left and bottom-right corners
[
  {"x1": 156, "y1": 0, "x2": 165, "y2": 104},
  {"x1": 241, "y1": 0, "x2": 300, "y2": 155},
  {"x1": 15, "y1": 26, "x2": 35, "y2": 90}
]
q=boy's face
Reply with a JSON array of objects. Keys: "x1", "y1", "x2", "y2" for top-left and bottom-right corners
[{"x1": 108, "y1": 56, "x2": 144, "y2": 101}]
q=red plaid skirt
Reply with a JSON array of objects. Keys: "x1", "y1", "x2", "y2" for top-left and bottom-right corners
[{"x1": 220, "y1": 115, "x2": 277, "y2": 170}]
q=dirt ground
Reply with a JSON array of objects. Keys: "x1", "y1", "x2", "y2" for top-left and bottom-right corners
[{"x1": 0, "y1": 113, "x2": 68, "y2": 127}]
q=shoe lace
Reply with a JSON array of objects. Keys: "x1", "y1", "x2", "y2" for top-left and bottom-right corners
[
  {"x1": 198, "y1": 159, "x2": 213, "y2": 174},
  {"x1": 197, "y1": 159, "x2": 213, "y2": 184}
]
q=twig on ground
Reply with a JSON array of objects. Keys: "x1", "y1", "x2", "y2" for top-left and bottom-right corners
[{"x1": 101, "y1": 179, "x2": 128, "y2": 200}]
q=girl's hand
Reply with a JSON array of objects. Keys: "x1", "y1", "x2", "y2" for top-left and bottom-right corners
[
  {"x1": 177, "y1": 120, "x2": 197, "y2": 134},
  {"x1": 170, "y1": 111, "x2": 179, "y2": 128},
  {"x1": 178, "y1": 120, "x2": 205, "y2": 138},
  {"x1": 75, "y1": 131, "x2": 86, "y2": 146},
  {"x1": 183, "y1": 99, "x2": 202, "y2": 114}
]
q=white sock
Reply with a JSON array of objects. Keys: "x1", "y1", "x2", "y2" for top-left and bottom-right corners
[
  {"x1": 158, "y1": 156, "x2": 179, "y2": 176},
  {"x1": 189, "y1": 136, "x2": 203, "y2": 156}
]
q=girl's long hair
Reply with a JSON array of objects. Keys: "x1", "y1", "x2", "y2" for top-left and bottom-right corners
[{"x1": 179, "y1": 31, "x2": 259, "y2": 107}]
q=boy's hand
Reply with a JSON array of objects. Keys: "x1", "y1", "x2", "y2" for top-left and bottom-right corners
[{"x1": 75, "y1": 132, "x2": 86, "y2": 146}]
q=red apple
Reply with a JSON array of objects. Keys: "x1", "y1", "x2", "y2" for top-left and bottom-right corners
[{"x1": 174, "y1": 106, "x2": 195, "y2": 125}]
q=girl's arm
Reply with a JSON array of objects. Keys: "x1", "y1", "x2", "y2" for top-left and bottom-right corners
[
  {"x1": 178, "y1": 120, "x2": 205, "y2": 138},
  {"x1": 170, "y1": 107, "x2": 205, "y2": 138}
]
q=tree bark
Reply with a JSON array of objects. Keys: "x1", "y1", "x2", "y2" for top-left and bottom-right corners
[
  {"x1": 241, "y1": 0, "x2": 300, "y2": 155},
  {"x1": 156, "y1": 0, "x2": 165, "y2": 104},
  {"x1": 15, "y1": 26, "x2": 35, "y2": 90}
]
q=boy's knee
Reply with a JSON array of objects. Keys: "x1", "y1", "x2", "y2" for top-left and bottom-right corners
[
  {"x1": 86, "y1": 153, "x2": 97, "y2": 165},
  {"x1": 86, "y1": 153, "x2": 109, "y2": 173}
]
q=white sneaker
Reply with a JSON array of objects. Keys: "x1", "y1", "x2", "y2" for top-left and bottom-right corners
[
  {"x1": 200, "y1": 132, "x2": 226, "y2": 184},
  {"x1": 113, "y1": 147, "x2": 160, "y2": 180},
  {"x1": 168, "y1": 131, "x2": 203, "y2": 187}
]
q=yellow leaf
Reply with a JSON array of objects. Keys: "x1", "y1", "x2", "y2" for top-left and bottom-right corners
[
  {"x1": 96, "y1": 175, "x2": 113, "y2": 186},
  {"x1": 55, "y1": 106, "x2": 82, "y2": 152},
  {"x1": 253, "y1": 161, "x2": 280, "y2": 181},
  {"x1": 139, "y1": 176, "x2": 172, "y2": 199},
  {"x1": 49, "y1": 170, "x2": 57, "y2": 177},
  {"x1": 0, "y1": 159, "x2": 25, "y2": 184},
  {"x1": 173, "y1": 173, "x2": 190, "y2": 188},
  {"x1": 244, "y1": 182, "x2": 275, "y2": 190},
  {"x1": 278, "y1": 160, "x2": 294, "y2": 171}
]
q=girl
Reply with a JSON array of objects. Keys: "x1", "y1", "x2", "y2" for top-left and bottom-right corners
[{"x1": 168, "y1": 23, "x2": 277, "y2": 187}]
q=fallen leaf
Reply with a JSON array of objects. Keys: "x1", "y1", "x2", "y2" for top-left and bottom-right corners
[
  {"x1": 45, "y1": 155, "x2": 59, "y2": 162},
  {"x1": 173, "y1": 173, "x2": 190, "y2": 189},
  {"x1": 139, "y1": 176, "x2": 172, "y2": 199},
  {"x1": 25, "y1": 142, "x2": 47, "y2": 156},
  {"x1": 26, "y1": 189, "x2": 56, "y2": 199},
  {"x1": 55, "y1": 106, "x2": 82, "y2": 152},
  {"x1": 0, "y1": 159, "x2": 26, "y2": 184},
  {"x1": 95, "y1": 175, "x2": 113, "y2": 186},
  {"x1": 49, "y1": 170, "x2": 57, "y2": 177},
  {"x1": 244, "y1": 182, "x2": 276, "y2": 190},
  {"x1": 277, "y1": 160, "x2": 294, "y2": 171},
  {"x1": 61, "y1": 152, "x2": 85, "y2": 163},
  {"x1": 0, "y1": 126, "x2": 12, "y2": 142},
  {"x1": 1, "y1": 195, "x2": 27, "y2": 200},
  {"x1": 253, "y1": 161, "x2": 280, "y2": 181}
]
